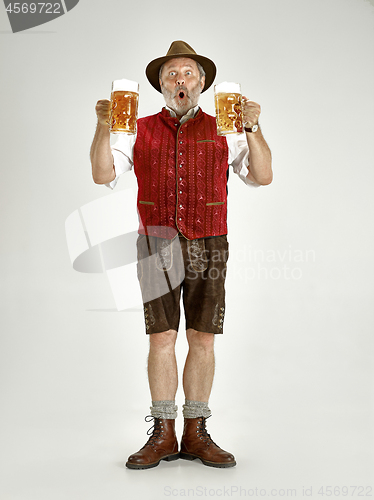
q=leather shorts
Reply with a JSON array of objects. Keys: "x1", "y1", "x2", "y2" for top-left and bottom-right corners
[{"x1": 136, "y1": 233, "x2": 229, "y2": 334}]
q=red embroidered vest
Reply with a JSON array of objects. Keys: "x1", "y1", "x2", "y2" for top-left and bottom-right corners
[{"x1": 134, "y1": 108, "x2": 229, "y2": 240}]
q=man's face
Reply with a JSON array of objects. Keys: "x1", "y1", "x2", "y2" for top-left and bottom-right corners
[{"x1": 159, "y1": 57, "x2": 205, "y2": 117}]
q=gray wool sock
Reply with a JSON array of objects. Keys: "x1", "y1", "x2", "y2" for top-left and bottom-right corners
[
  {"x1": 150, "y1": 400, "x2": 178, "y2": 419},
  {"x1": 182, "y1": 399, "x2": 212, "y2": 419}
]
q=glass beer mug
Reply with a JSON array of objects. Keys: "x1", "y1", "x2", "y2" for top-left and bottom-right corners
[
  {"x1": 109, "y1": 79, "x2": 139, "y2": 134},
  {"x1": 214, "y1": 82, "x2": 243, "y2": 135}
]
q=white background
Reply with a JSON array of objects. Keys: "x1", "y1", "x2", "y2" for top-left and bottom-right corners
[{"x1": 0, "y1": 0, "x2": 373, "y2": 498}]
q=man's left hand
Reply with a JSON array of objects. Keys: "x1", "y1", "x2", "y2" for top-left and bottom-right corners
[{"x1": 242, "y1": 97, "x2": 261, "y2": 128}]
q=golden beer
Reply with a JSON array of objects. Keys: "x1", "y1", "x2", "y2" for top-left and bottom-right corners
[
  {"x1": 214, "y1": 83, "x2": 243, "y2": 135},
  {"x1": 108, "y1": 79, "x2": 139, "y2": 134},
  {"x1": 109, "y1": 90, "x2": 139, "y2": 134}
]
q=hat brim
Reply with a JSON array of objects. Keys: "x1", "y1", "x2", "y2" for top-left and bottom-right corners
[{"x1": 146, "y1": 54, "x2": 216, "y2": 93}]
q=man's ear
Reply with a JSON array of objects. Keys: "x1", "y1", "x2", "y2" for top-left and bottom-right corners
[{"x1": 200, "y1": 75, "x2": 206, "y2": 91}]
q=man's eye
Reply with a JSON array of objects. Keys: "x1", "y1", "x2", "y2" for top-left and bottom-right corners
[
  {"x1": 169, "y1": 72, "x2": 176, "y2": 76},
  {"x1": 186, "y1": 71, "x2": 192, "y2": 75}
]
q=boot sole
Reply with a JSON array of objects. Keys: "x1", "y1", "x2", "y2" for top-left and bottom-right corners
[
  {"x1": 179, "y1": 451, "x2": 236, "y2": 468},
  {"x1": 125, "y1": 452, "x2": 180, "y2": 470}
]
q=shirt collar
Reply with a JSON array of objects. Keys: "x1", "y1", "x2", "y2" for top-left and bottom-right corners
[{"x1": 165, "y1": 104, "x2": 200, "y2": 124}]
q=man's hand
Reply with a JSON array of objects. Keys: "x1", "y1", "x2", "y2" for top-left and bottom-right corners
[
  {"x1": 241, "y1": 96, "x2": 272, "y2": 185},
  {"x1": 95, "y1": 99, "x2": 111, "y2": 126},
  {"x1": 242, "y1": 97, "x2": 261, "y2": 128},
  {"x1": 91, "y1": 99, "x2": 116, "y2": 184}
]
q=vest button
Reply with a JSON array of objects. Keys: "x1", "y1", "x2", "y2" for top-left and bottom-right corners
[
  {"x1": 179, "y1": 177, "x2": 182, "y2": 181},
  {"x1": 179, "y1": 204, "x2": 183, "y2": 208},
  {"x1": 179, "y1": 152, "x2": 182, "y2": 155},
  {"x1": 179, "y1": 191, "x2": 182, "y2": 194}
]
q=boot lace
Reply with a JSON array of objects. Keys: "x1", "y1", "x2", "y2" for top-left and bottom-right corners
[
  {"x1": 144, "y1": 415, "x2": 164, "y2": 447},
  {"x1": 196, "y1": 416, "x2": 217, "y2": 447}
]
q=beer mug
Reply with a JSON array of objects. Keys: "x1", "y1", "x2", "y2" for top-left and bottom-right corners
[
  {"x1": 109, "y1": 79, "x2": 139, "y2": 134},
  {"x1": 214, "y1": 82, "x2": 243, "y2": 135}
]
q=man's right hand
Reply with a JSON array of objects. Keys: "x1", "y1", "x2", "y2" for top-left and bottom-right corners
[
  {"x1": 95, "y1": 99, "x2": 111, "y2": 126},
  {"x1": 90, "y1": 99, "x2": 115, "y2": 184}
]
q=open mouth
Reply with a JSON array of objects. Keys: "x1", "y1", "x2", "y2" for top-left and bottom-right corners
[{"x1": 178, "y1": 91, "x2": 185, "y2": 99}]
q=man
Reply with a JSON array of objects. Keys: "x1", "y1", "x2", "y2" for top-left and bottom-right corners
[{"x1": 90, "y1": 41, "x2": 272, "y2": 469}]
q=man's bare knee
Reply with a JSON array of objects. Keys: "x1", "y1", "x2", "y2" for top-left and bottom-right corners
[
  {"x1": 149, "y1": 329, "x2": 178, "y2": 350},
  {"x1": 186, "y1": 329, "x2": 214, "y2": 351}
]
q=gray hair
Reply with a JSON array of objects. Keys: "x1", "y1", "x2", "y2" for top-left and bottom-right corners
[{"x1": 159, "y1": 60, "x2": 206, "y2": 83}]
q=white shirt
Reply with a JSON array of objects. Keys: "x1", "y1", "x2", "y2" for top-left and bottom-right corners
[{"x1": 107, "y1": 106, "x2": 260, "y2": 190}]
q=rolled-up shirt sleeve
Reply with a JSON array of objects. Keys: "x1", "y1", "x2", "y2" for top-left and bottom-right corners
[
  {"x1": 226, "y1": 133, "x2": 260, "y2": 187},
  {"x1": 106, "y1": 134, "x2": 136, "y2": 189}
]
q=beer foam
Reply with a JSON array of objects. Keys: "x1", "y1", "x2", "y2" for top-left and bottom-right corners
[
  {"x1": 112, "y1": 79, "x2": 139, "y2": 93},
  {"x1": 214, "y1": 82, "x2": 241, "y2": 94}
]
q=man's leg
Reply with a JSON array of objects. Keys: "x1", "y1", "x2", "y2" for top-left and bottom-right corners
[
  {"x1": 126, "y1": 329, "x2": 180, "y2": 469},
  {"x1": 148, "y1": 329, "x2": 178, "y2": 400},
  {"x1": 183, "y1": 329, "x2": 214, "y2": 402},
  {"x1": 180, "y1": 328, "x2": 236, "y2": 468}
]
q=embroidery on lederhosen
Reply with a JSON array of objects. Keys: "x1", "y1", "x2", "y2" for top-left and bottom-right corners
[
  {"x1": 187, "y1": 239, "x2": 208, "y2": 272},
  {"x1": 144, "y1": 303, "x2": 156, "y2": 332},
  {"x1": 218, "y1": 306, "x2": 225, "y2": 330},
  {"x1": 156, "y1": 238, "x2": 173, "y2": 271},
  {"x1": 212, "y1": 303, "x2": 225, "y2": 330},
  {"x1": 212, "y1": 304, "x2": 219, "y2": 326}
]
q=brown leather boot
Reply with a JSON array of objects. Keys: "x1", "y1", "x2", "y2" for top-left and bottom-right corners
[
  {"x1": 126, "y1": 416, "x2": 179, "y2": 469},
  {"x1": 180, "y1": 416, "x2": 236, "y2": 468}
]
